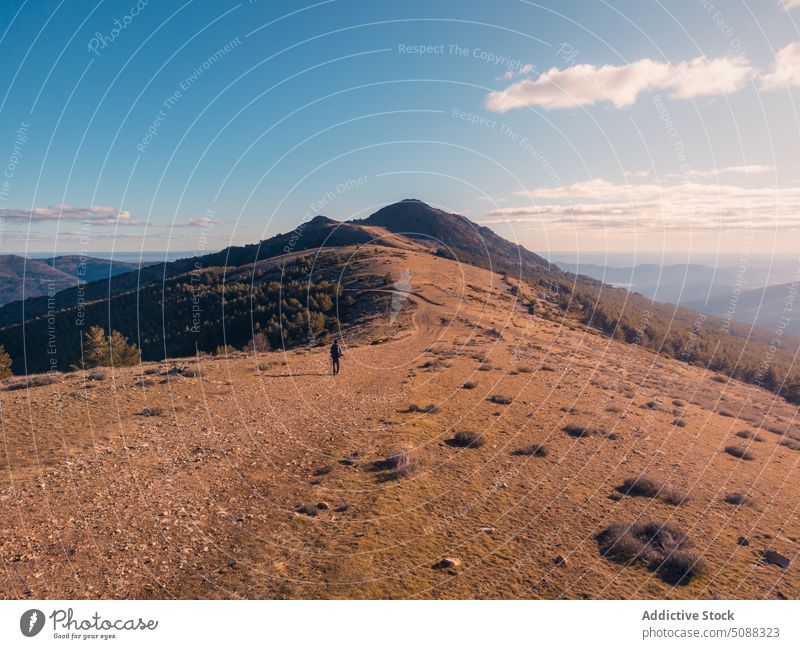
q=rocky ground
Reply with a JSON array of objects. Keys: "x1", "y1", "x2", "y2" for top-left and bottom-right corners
[{"x1": 1, "y1": 247, "x2": 798, "y2": 599}]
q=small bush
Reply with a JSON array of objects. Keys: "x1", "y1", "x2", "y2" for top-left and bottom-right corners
[
  {"x1": 452, "y1": 430, "x2": 486, "y2": 448},
  {"x1": 673, "y1": 419, "x2": 687, "y2": 428},
  {"x1": 374, "y1": 449, "x2": 417, "y2": 480},
  {"x1": 736, "y1": 430, "x2": 764, "y2": 442},
  {"x1": 489, "y1": 394, "x2": 513, "y2": 405},
  {"x1": 513, "y1": 444, "x2": 548, "y2": 457},
  {"x1": 462, "y1": 381, "x2": 478, "y2": 389},
  {"x1": 563, "y1": 423, "x2": 599, "y2": 438},
  {"x1": 724, "y1": 492, "x2": 756, "y2": 507},
  {"x1": 656, "y1": 550, "x2": 706, "y2": 586},
  {"x1": 6, "y1": 373, "x2": 61, "y2": 390},
  {"x1": 597, "y1": 521, "x2": 704, "y2": 585},
  {"x1": 620, "y1": 476, "x2": 661, "y2": 498},
  {"x1": 662, "y1": 488, "x2": 690, "y2": 506},
  {"x1": 141, "y1": 406, "x2": 163, "y2": 417},
  {"x1": 517, "y1": 366, "x2": 533, "y2": 373},
  {"x1": 778, "y1": 438, "x2": 800, "y2": 451},
  {"x1": 672, "y1": 399, "x2": 686, "y2": 407},
  {"x1": 724, "y1": 445, "x2": 754, "y2": 460},
  {"x1": 407, "y1": 403, "x2": 440, "y2": 414},
  {"x1": 181, "y1": 367, "x2": 204, "y2": 378},
  {"x1": 87, "y1": 370, "x2": 106, "y2": 381},
  {"x1": 143, "y1": 366, "x2": 160, "y2": 375},
  {"x1": 313, "y1": 465, "x2": 333, "y2": 476}
]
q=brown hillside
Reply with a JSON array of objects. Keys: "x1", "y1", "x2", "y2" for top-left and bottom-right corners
[{"x1": 0, "y1": 245, "x2": 798, "y2": 599}]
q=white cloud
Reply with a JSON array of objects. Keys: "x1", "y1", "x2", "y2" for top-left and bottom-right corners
[
  {"x1": 497, "y1": 63, "x2": 535, "y2": 80},
  {"x1": 1, "y1": 204, "x2": 137, "y2": 225},
  {"x1": 677, "y1": 165, "x2": 775, "y2": 179},
  {"x1": 782, "y1": 0, "x2": 800, "y2": 10},
  {"x1": 482, "y1": 179, "x2": 800, "y2": 231},
  {"x1": 173, "y1": 217, "x2": 228, "y2": 228},
  {"x1": 485, "y1": 56, "x2": 753, "y2": 111},
  {"x1": 761, "y1": 42, "x2": 800, "y2": 89},
  {"x1": 624, "y1": 170, "x2": 651, "y2": 178}
]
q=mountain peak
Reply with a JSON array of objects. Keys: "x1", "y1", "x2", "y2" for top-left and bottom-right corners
[{"x1": 308, "y1": 214, "x2": 338, "y2": 226}]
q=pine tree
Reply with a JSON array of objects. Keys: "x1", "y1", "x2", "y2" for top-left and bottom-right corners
[
  {"x1": 82, "y1": 325, "x2": 109, "y2": 368},
  {"x1": 82, "y1": 325, "x2": 140, "y2": 368},
  {"x1": 0, "y1": 345, "x2": 12, "y2": 379}
]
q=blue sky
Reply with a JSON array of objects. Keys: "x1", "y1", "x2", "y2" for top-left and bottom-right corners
[{"x1": 1, "y1": 0, "x2": 800, "y2": 261}]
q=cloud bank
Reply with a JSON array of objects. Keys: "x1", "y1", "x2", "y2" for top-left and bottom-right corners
[
  {"x1": 485, "y1": 56, "x2": 754, "y2": 111},
  {"x1": 482, "y1": 179, "x2": 800, "y2": 231}
]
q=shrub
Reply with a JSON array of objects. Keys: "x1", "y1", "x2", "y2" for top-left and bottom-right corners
[
  {"x1": 213, "y1": 344, "x2": 238, "y2": 357},
  {"x1": 374, "y1": 449, "x2": 417, "y2": 480},
  {"x1": 407, "y1": 404, "x2": 440, "y2": 413},
  {"x1": 462, "y1": 381, "x2": 478, "y2": 389},
  {"x1": 5, "y1": 373, "x2": 61, "y2": 390},
  {"x1": 724, "y1": 492, "x2": 756, "y2": 507},
  {"x1": 563, "y1": 423, "x2": 599, "y2": 438},
  {"x1": 673, "y1": 419, "x2": 687, "y2": 428},
  {"x1": 513, "y1": 444, "x2": 547, "y2": 457},
  {"x1": 724, "y1": 445, "x2": 754, "y2": 460},
  {"x1": 656, "y1": 550, "x2": 706, "y2": 586},
  {"x1": 87, "y1": 370, "x2": 106, "y2": 381},
  {"x1": 779, "y1": 438, "x2": 800, "y2": 451},
  {"x1": 452, "y1": 430, "x2": 486, "y2": 448},
  {"x1": 597, "y1": 521, "x2": 704, "y2": 585},
  {"x1": 736, "y1": 430, "x2": 764, "y2": 442},
  {"x1": 140, "y1": 407, "x2": 163, "y2": 417},
  {"x1": 489, "y1": 394, "x2": 513, "y2": 405},
  {"x1": 620, "y1": 476, "x2": 661, "y2": 498},
  {"x1": 248, "y1": 332, "x2": 271, "y2": 354},
  {"x1": 313, "y1": 465, "x2": 333, "y2": 476}
]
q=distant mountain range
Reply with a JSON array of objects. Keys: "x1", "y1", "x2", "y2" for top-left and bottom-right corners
[
  {"x1": 0, "y1": 254, "x2": 146, "y2": 306},
  {"x1": 0, "y1": 199, "x2": 797, "y2": 404},
  {"x1": 685, "y1": 281, "x2": 800, "y2": 336},
  {"x1": 555, "y1": 261, "x2": 793, "y2": 306}
]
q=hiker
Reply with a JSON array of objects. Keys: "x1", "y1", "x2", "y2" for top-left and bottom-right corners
[{"x1": 330, "y1": 339, "x2": 343, "y2": 375}]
